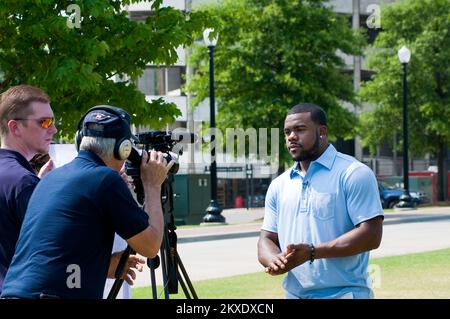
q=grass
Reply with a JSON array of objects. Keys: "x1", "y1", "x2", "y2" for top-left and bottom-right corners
[
  {"x1": 132, "y1": 248, "x2": 450, "y2": 299},
  {"x1": 132, "y1": 271, "x2": 284, "y2": 299},
  {"x1": 371, "y1": 248, "x2": 450, "y2": 298}
]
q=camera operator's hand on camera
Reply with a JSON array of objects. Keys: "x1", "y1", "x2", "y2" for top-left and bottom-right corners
[
  {"x1": 107, "y1": 250, "x2": 145, "y2": 286},
  {"x1": 140, "y1": 150, "x2": 174, "y2": 189}
]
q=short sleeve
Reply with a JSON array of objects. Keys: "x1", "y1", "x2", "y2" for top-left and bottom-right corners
[
  {"x1": 344, "y1": 163, "x2": 384, "y2": 226},
  {"x1": 261, "y1": 181, "x2": 279, "y2": 233},
  {"x1": 102, "y1": 173, "x2": 149, "y2": 240}
]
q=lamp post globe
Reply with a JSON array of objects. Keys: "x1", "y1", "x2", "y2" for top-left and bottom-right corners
[{"x1": 398, "y1": 45, "x2": 411, "y2": 64}]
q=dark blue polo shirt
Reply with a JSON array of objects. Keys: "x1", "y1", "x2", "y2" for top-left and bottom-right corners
[
  {"x1": 0, "y1": 149, "x2": 39, "y2": 293},
  {"x1": 1, "y1": 150, "x2": 149, "y2": 299}
]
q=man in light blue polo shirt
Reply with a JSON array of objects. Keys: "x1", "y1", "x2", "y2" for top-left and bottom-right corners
[{"x1": 258, "y1": 103, "x2": 383, "y2": 299}]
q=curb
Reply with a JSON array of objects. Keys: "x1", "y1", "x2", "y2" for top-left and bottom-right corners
[
  {"x1": 178, "y1": 231, "x2": 260, "y2": 243},
  {"x1": 383, "y1": 215, "x2": 450, "y2": 226}
]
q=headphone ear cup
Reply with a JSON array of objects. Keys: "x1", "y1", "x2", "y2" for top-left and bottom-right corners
[
  {"x1": 75, "y1": 130, "x2": 83, "y2": 151},
  {"x1": 114, "y1": 138, "x2": 132, "y2": 160}
]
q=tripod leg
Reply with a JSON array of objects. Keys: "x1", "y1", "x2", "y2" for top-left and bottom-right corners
[
  {"x1": 160, "y1": 243, "x2": 170, "y2": 299},
  {"x1": 148, "y1": 260, "x2": 158, "y2": 299},
  {"x1": 107, "y1": 245, "x2": 134, "y2": 299},
  {"x1": 177, "y1": 269, "x2": 191, "y2": 299},
  {"x1": 176, "y1": 251, "x2": 198, "y2": 299},
  {"x1": 107, "y1": 278, "x2": 125, "y2": 299}
]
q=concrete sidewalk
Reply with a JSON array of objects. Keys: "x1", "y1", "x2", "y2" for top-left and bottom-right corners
[{"x1": 176, "y1": 206, "x2": 450, "y2": 243}]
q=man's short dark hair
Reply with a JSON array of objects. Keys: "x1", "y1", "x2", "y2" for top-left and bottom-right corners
[
  {"x1": 0, "y1": 85, "x2": 50, "y2": 136},
  {"x1": 287, "y1": 103, "x2": 327, "y2": 126}
]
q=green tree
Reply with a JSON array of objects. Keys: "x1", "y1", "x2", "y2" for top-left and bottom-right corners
[
  {"x1": 0, "y1": 0, "x2": 213, "y2": 139},
  {"x1": 359, "y1": 0, "x2": 450, "y2": 201},
  {"x1": 187, "y1": 0, "x2": 364, "y2": 166}
]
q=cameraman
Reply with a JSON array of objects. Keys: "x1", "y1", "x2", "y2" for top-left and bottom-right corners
[{"x1": 1, "y1": 106, "x2": 173, "y2": 299}]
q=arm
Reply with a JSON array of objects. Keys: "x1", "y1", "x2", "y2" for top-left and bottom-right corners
[
  {"x1": 282, "y1": 216, "x2": 383, "y2": 272},
  {"x1": 314, "y1": 215, "x2": 383, "y2": 258},
  {"x1": 126, "y1": 151, "x2": 174, "y2": 258},
  {"x1": 15, "y1": 177, "x2": 40, "y2": 224},
  {"x1": 257, "y1": 230, "x2": 289, "y2": 276}
]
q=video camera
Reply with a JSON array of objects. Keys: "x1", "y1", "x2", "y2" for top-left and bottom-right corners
[{"x1": 126, "y1": 130, "x2": 197, "y2": 204}]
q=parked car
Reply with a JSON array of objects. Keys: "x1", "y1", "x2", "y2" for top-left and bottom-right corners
[
  {"x1": 378, "y1": 181, "x2": 429, "y2": 209},
  {"x1": 247, "y1": 194, "x2": 266, "y2": 208}
]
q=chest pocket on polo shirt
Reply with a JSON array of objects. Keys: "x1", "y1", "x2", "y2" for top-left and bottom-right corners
[{"x1": 311, "y1": 190, "x2": 336, "y2": 221}]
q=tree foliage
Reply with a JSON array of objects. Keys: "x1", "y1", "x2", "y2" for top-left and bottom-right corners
[
  {"x1": 187, "y1": 0, "x2": 364, "y2": 164},
  {"x1": 359, "y1": 0, "x2": 450, "y2": 156},
  {"x1": 0, "y1": 0, "x2": 213, "y2": 139}
]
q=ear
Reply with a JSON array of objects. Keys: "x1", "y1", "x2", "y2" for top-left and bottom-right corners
[
  {"x1": 319, "y1": 125, "x2": 327, "y2": 138},
  {"x1": 7, "y1": 119, "x2": 20, "y2": 137}
]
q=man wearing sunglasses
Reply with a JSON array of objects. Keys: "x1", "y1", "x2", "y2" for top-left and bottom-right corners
[{"x1": 0, "y1": 85, "x2": 57, "y2": 293}]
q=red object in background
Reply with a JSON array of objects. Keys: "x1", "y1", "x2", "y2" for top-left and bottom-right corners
[{"x1": 235, "y1": 195, "x2": 244, "y2": 208}]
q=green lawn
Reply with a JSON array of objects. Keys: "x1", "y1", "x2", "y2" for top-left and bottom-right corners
[
  {"x1": 132, "y1": 271, "x2": 284, "y2": 299},
  {"x1": 132, "y1": 248, "x2": 450, "y2": 299},
  {"x1": 371, "y1": 248, "x2": 450, "y2": 298}
]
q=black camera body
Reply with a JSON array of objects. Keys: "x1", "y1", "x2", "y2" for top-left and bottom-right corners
[{"x1": 126, "y1": 130, "x2": 196, "y2": 204}]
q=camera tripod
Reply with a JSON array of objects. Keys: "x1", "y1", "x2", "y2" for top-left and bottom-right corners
[{"x1": 107, "y1": 174, "x2": 197, "y2": 299}]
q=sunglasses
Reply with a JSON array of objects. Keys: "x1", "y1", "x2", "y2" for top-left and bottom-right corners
[{"x1": 15, "y1": 117, "x2": 55, "y2": 129}]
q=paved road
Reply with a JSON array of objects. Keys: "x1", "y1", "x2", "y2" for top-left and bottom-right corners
[
  {"x1": 371, "y1": 219, "x2": 450, "y2": 258},
  {"x1": 131, "y1": 206, "x2": 450, "y2": 288}
]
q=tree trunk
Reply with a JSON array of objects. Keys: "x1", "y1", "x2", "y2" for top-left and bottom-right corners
[{"x1": 437, "y1": 142, "x2": 448, "y2": 202}]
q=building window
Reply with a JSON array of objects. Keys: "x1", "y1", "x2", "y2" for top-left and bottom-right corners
[
  {"x1": 167, "y1": 67, "x2": 183, "y2": 96},
  {"x1": 137, "y1": 68, "x2": 165, "y2": 95},
  {"x1": 137, "y1": 66, "x2": 185, "y2": 96}
]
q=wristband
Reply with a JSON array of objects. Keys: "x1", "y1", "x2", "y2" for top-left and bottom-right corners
[{"x1": 309, "y1": 243, "x2": 315, "y2": 264}]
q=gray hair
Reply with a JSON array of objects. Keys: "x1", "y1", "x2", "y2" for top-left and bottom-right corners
[{"x1": 79, "y1": 136, "x2": 115, "y2": 160}]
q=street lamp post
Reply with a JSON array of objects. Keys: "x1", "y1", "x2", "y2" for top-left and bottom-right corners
[
  {"x1": 397, "y1": 46, "x2": 413, "y2": 208},
  {"x1": 202, "y1": 28, "x2": 225, "y2": 223}
]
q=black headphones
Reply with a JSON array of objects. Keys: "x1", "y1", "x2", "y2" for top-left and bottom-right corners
[{"x1": 75, "y1": 105, "x2": 133, "y2": 160}]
